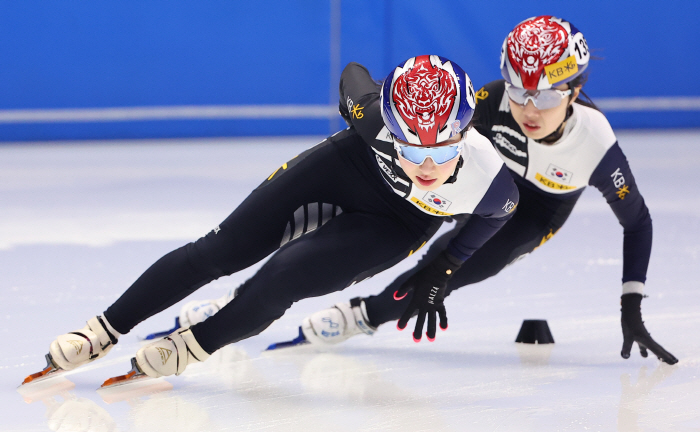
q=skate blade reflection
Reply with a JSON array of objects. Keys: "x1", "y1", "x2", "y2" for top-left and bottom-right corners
[
  {"x1": 515, "y1": 342, "x2": 554, "y2": 366},
  {"x1": 16, "y1": 374, "x2": 75, "y2": 404},
  {"x1": 97, "y1": 376, "x2": 172, "y2": 404}
]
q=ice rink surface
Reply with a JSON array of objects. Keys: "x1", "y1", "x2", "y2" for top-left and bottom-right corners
[{"x1": 1, "y1": 130, "x2": 699, "y2": 431}]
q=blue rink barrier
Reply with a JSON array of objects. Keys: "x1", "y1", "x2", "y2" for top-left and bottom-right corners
[
  {"x1": 0, "y1": 1, "x2": 698, "y2": 141},
  {"x1": 0, "y1": 105, "x2": 339, "y2": 141},
  {"x1": 0, "y1": 118, "x2": 334, "y2": 142},
  {"x1": 0, "y1": 97, "x2": 698, "y2": 142}
]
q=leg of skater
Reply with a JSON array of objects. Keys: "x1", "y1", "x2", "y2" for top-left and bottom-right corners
[
  {"x1": 135, "y1": 199, "x2": 440, "y2": 377},
  {"x1": 45, "y1": 133, "x2": 368, "y2": 373},
  {"x1": 41, "y1": 127, "x2": 444, "y2": 380}
]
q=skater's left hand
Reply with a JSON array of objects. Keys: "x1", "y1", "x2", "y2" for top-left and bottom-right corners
[
  {"x1": 620, "y1": 293, "x2": 678, "y2": 365},
  {"x1": 395, "y1": 251, "x2": 462, "y2": 342}
]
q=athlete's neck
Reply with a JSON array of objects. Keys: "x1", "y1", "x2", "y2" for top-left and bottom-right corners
[{"x1": 537, "y1": 105, "x2": 574, "y2": 145}]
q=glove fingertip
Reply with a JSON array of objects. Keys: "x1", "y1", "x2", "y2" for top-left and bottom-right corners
[
  {"x1": 621, "y1": 351, "x2": 630, "y2": 359},
  {"x1": 664, "y1": 356, "x2": 679, "y2": 365},
  {"x1": 413, "y1": 335, "x2": 422, "y2": 343},
  {"x1": 426, "y1": 333, "x2": 435, "y2": 342},
  {"x1": 440, "y1": 323, "x2": 448, "y2": 331},
  {"x1": 396, "y1": 322, "x2": 405, "y2": 331},
  {"x1": 393, "y1": 290, "x2": 408, "y2": 301}
]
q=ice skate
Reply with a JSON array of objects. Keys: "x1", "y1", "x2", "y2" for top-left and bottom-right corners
[
  {"x1": 21, "y1": 316, "x2": 121, "y2": 387},
  {"x1": 142, "y1": 288, "x2": 238, "y2": 340},
  {"x1": 266, "y1": 298, "x2": 376, "y2": 350},
  {"x1": 20, "y1": 354, "x2": 65, "y2": 386},
  {"x1": 101, "y1": 328, "x2": 210, "y2": 388}
]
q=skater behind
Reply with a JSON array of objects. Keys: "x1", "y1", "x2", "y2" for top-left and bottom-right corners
[
  {"x1": 186, "y1": 16, "x2": 677, "y2": 364},
  {"x1": 25, "y1": 55, "x2": 519, "y2": 384}
]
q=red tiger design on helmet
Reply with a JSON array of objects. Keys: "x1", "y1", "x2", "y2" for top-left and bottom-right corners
[
  {"x1": 392, "y1": 56, "x2": 457, "y2": 145},
  {"x1": 507, "y1": 16, "x2": 568, "y2": 90}
]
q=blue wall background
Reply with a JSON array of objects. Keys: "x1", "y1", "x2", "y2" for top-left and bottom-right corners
[{"x1": 0, "y1": 1, "x2": 697, "y2": 141}]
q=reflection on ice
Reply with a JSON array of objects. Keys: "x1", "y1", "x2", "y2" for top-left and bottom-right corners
[
  {"x1": 19, "y1": 376, "x2": 118, "y2": 432},
  {"x1": 515, "y1": 342, "x2": 554, "y2": 366},
  {"x1": 129, "y1": 393, "x2": 212, "y2": 432},
  {"x1": 46, "y1": 395, "x2": 118, "y2": 432},
  {"x1": 618, "y1": 365, "x2": 676, "y2": 431}
]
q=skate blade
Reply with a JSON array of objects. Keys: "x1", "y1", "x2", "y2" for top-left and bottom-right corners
[
  {"x1": 98, "y1": 357, "x2": 171, "y2": 403},
  {"x1": 141, "y1": 317, "x2": 180, "y2": 341},
  {"x1": 19, "y1": 354, "x2": 64, "y2": 387},
  {"x1": 265, "y1": 326, "x2": 310, "y2": 351},
  {"x1": 99, "y1": 357, "x2": 149, "y2": 389}
]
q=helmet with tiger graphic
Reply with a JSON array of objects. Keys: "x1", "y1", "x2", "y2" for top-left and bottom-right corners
[
  {"x1": 380, "y1": 55, "x2": 476, "y2": 146},
  {"x1": 500, "y1": 15, "x2": 590, "y2": 90}
]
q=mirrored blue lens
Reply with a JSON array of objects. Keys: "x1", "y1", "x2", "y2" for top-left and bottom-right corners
[{"x1": 397, "y1": 144, "x2": 461, "y2": 165}]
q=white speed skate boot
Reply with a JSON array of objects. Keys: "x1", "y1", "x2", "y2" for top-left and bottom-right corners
[
  {"x1": 301, "y1": 297, "x2": 377, "y2": 345},
  {"x1": 135, "y1": 328, "x2": 210, "y2": 378},
  {"x1": 178, "y1": 288, "x2": 238, "y2": 328},
  {"x1": 49, "y1": 316, "x2": 121, "y2": 371}
]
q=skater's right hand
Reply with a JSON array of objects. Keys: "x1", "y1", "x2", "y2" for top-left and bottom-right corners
[
  {"x1": 620, "y1": 293, "x2": 678, "y2": 365},
  {"x1": 395, "y1": 251, "x2": 462, "y2": 342}
]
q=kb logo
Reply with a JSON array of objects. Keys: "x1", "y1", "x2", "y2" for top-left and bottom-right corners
[
  {"x1": 611, "y1": 167, "x2": 625, "y2": 188},
  {"x1": 503, "y1": 199, "x2": 517, "y2": 213}
]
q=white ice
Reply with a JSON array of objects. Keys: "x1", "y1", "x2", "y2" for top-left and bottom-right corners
[{"x1": 1, "y1": 131, "x2": 699, "y2": 432}]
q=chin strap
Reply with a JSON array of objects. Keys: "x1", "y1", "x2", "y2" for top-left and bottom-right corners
[
  {"x1": 443, "y1": 156, "x2": 464, "y2": 184},
  {"x1": 537, "y1": 104, "x2": 574, "y2": 144}
]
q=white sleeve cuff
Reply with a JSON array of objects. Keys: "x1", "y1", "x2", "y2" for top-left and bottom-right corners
[{"x1": 622, "y1": 281, "x2": 645, "y2": 295}]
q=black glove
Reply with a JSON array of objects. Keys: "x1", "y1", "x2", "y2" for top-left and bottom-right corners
[
  {"x1": 621, "y1": 293, "x2": 678, "y2": 365},
  {"x1": 395, "y1": 251, "x2": 462, "y2": 342}
]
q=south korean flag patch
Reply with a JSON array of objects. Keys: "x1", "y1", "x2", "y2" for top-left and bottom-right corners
[
  {"x1": 546, "y1": 164, "x2": 573, "y2": 184},
  {"x1": 423, "y1": 192, "x2": 452, "y2": 211}
]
